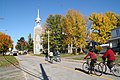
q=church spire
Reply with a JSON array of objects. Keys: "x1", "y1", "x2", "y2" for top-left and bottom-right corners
[
  {"x1": 35, "y1": 9, "x2": 41, "y2": 25},
  {"x1": 37, "y1": 9, "x2": 39, "y2": 18}
]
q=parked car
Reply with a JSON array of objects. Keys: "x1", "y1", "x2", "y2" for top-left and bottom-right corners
[
  {"x1": 6, "y1": 52, "x2": 10, "y2": 55},
  {"x1": 12, "y1": 51, "x2": 18, "y2": 56}
]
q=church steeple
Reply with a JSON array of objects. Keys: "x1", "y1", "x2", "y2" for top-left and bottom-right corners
[
  {"x1": 35, "y1": 9, "x2": 41, "y2": 25},
  {"x1": 37, "y1": 9, "x2": 39, "y2": 18},
  {"x1": 34, "y1": 9, "x2": 43, "y2": 54}
]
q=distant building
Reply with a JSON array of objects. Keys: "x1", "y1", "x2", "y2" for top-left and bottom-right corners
[
  {"x1": 108, "y1": 26, "x2": 120, "y2": 53},
  {"x1": 109, "y1": 26, "x2": 120, "y2": 47},
  {"x1": 34, "y1": 9, "x2": 43, "y2": 54}
]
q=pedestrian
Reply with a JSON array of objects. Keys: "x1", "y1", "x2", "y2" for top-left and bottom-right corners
[
  {"x1": 102, "y1": 46, "x2": 116, "y2": 72},
  {"x1": 84, "y1": 48, "x2": 97, "y2": 74},
  {"x1": 53, "y1": 50, "x2": 57, "y2": 61},
  {"x1": 49, "y1": 51, "x2": 53, "y2": 61}
]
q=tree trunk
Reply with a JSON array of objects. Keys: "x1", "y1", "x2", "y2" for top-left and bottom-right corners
[
  {"x1": 70, "y1": 42, "x2": 73, "y2": 53},
  {"x1": 80, "y1": 46, "x2": 83, "y2": 54},
  {"x1": 68, "y1": 44, "x2": 71, "y2": 53},
  {"x1": 75, "y1": 48, "x2": 77, "y2": 54},
  {"x1": 3, "y1": 52, "x2": 5, "y2": 56}
]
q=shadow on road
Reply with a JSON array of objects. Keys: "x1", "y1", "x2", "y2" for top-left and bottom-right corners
[
  {"x1": 75, "y1": 67, "x2": 89, "y2": 74},
  {"x1": 4, "y1": 56, "x2": 43, "y2": 80},
  {"x1": 40, "y1": 64, "x2": 49, "y2": 80},
  {"x1": 75, "y1": 67, "x2": 120, "y2": 77},
  {"x1": 102, "y1": 72, "x2": 120, "y2": 77}
]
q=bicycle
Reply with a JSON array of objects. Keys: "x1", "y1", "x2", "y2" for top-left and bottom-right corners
[
  {"x1": 54, "y1": 55, "x2": 61, "y2": 62},
  {"x1": 82, "y1": 58, "x2": 103, "y2": 76},
  {"x1": 99, "y1": 61, "x2": 120, "y2": 77}
]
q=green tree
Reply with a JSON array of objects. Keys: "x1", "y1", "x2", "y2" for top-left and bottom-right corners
[
  {"x1": 0, "y1": 32, "x2": 13, "y2": 55},
  {"x1": 89, "y1": 12, "x2": 118, "y2": 44},
  {"x1": 45, "y1": 14, "x2": 65, "y2": 51},
  {"x1": 15, "y1": 37, "x2": 28, "y2": 51},
  {"x1": 42, "y1": 24, "x2": 49, "y2": 50},
  {"x1": 27, "y1": 33, "x2": 33, "y2": 52}
]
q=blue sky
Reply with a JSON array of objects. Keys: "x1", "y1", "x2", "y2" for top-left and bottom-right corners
[{"x1": 0, "y1": 0, "x2": 120, "y2": 45}]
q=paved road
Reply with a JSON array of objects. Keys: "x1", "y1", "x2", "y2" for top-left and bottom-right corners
[
  {"x1": 15, "y1": 55, "x2": 120, "y2": 80},
  {"x1": 0, "y1": 65, "x2": 26, "y2": 80},
  {"x1": 12, "y1": 55, "x2": 120, "y2": 80}
]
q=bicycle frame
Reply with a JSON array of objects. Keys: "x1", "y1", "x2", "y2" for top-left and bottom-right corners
[{"x1": 82, "y1": 58, "x2": 103, "y2": 76}]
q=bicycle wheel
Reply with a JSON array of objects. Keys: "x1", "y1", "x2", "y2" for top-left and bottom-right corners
[
  {"x1": 112, "y1": 64, "x2": 120, "y2": 77},
  {"x1": 99, "y1": 62, "x2": 107, "y2": 73},
  {"x1": 94, "y1": 63, "x2": 103, "y2": 76},
  {"x1": 50, "y1": 58, "x2": 53, "y2": 64},
  {"x1": 82, "y1": 62, "x2": 89, "y2": 73},
  {"x1": 57, "y1": 57, "x2": 61, "y2": 62}
]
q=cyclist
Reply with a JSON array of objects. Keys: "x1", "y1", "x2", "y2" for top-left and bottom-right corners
[
  {"x1": 53, "y1": 50, "x2": 57, "y2": 61},
  {"x1": 102, "y1": 46, "x2": 116, "y2": 72},
  {"x1": 84, "y1": 48, "x2": 97, "y2": 73},
  {"x1": 49, "y1": 51, "x2": 53, "y2": 61},
  {"x1": 57, "y1": 51, "x2": 60, "y2": 57}
]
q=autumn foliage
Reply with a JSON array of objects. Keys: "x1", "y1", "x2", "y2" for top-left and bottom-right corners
[
  {"x1": 64, "y1": 10, "x2": 88, "y2": 51},
  {"x1": 89, "y1": 12, "x2": 118, "y2": 44},
  {"x1": 0, "y1": 32, "x2": 13, "y2": 53}
]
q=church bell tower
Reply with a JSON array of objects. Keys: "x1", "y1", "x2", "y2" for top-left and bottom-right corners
[{"x1": 34, "y1": 9, "x2": 43, "y2": 54}]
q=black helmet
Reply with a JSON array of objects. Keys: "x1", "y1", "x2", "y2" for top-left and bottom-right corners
[{"x1": 107, "y1": 46, "x2": 111, "y2": 49}]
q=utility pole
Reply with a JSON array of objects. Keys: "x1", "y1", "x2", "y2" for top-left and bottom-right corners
[{"x1": 48, "y1": 30, "x2": 50, "y2": 54}]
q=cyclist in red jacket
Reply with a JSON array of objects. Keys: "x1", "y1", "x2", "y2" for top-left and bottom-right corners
[
  {"x1": 102, "y1": 46, "x2": 116, "y2": 72},
  {"x1": 84, "y1": 48, "x2": 97, "y2": 73}
]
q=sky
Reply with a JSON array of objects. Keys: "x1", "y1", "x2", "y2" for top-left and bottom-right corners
[{"x1": 0, "y1": 0, "x2": 120, "y2": 45}]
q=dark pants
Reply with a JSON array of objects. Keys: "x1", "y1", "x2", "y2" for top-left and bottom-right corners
[
  {"x1": 49, "y1": 56, "x2": 53, "y2": 61},
  {"x1": 107, "y1": 60, "x2": 114, "y2": 71},
  {"x1": 90, "y1": 59, "x2": 97, "y2": 71}
]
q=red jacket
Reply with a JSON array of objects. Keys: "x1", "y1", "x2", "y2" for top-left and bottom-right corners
[
  {"x1": 84, "y1": 52, "x2": 97, "y2": 59},
  {"x1": 103, "y1": 49, "x2": 115, "y2": 61}
]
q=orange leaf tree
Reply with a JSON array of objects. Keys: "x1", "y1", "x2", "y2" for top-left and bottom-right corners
[
  {"x1": 0, "y1": 32, "x2": 13, "y2": 54},
  {"x1": 63, "y1": 10, "x2": 88, "y2": 53}
]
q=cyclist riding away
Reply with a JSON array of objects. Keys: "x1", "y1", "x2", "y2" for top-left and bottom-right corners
[
  {"x1": 84, "y1": 48, "x2": 97, "y2": 73},
  {"x1": 102, "y1": 46, "x2": 116, "y2": 72}
]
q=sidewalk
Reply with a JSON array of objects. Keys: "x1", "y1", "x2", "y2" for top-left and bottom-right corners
[
  {"x1": 0, "y1": 66, "x2": 26, "y2": 80},
  {"x1": 62, "y1": 58, "x2": 85, "y2": 63}
]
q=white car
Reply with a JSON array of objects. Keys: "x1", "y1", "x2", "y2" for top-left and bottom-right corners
[{"x1": 6, "y1": 52, "x2": 10, "y2": 55}]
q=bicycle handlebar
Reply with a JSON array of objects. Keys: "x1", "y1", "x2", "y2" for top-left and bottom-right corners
[{"x1": 87, "y1": 58, "x2": 91, "y2": 59}]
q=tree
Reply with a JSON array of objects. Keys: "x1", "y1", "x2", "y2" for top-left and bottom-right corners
[
  {"x1": 116, "y1": 15, "x2": 120, "y2": 26},
  {"x1": 0, "y1": 32, "x2": 13, "y2": 55},
  {"x1": 45, "y1": 14, "x2": 65, "y2": 51},
  {"x1": 27, "y1": 33, "x2": 33, "y2": 52},
  {"x1": 89, "y1": 12, "x2": 118, "y2": 44},
  {"x1": 42, "y1": 23, "x2": 49, "y2": 50},
  {"x1": 63, "y1": 9, "x2": 88, "y2": 54},
  {"x1": 15, "y1": 37, "x2": 28, "y2": 51}
]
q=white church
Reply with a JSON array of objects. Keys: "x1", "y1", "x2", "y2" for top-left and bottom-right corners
[{"x1": 34, "y1": 9, "x2": 43, "y2": 54}]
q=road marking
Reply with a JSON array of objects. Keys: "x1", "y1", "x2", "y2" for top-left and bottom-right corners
[{"x1": 52, "y1": 63, "x2": 113, "y2": 80}]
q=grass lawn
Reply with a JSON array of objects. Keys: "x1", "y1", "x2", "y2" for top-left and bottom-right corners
[
  {"x1": 70, "y1": 54, "x2": 120, "y2": 63},
  {"x1": 0, "y1": 55, "x2": 19, "y2": 67}
]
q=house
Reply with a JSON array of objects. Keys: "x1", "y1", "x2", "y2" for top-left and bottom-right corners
[{"x1": 109, "y1": 26, "x2": 120, "y2": 53}]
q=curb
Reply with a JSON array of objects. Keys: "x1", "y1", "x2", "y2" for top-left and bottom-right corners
[{"x1": 62, "y1": 58, "x2": 85, "y2": 63}]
